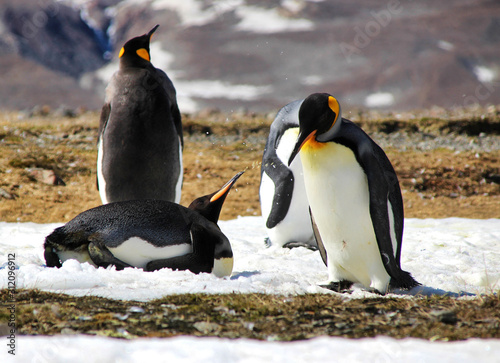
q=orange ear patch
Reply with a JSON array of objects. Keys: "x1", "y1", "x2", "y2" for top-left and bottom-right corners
[
  {"x1": 118, "y1": 47, "x2": 125, "y2": 58},
  {"x1": 136, "y1": 48, "x2": 150, "y2": 62},
  {"x1": 328, "y1": 96, "x2": 340, "y2": 117}
]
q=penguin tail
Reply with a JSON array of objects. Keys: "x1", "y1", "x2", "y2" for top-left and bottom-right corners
[
  {"x1": 389, "y1": 270, "x2": 421, "y2": 291},
  {"x1": 44, "y1": 227, "x2": 67, "y2": 268}
]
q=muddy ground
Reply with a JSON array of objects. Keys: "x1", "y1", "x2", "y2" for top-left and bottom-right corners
[{"x1": 0, "y1": 108, "x2": 499, "y2": 222}]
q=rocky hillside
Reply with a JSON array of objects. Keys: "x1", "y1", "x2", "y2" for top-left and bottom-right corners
[{"x1": 0, "y1": 0, "x2": 499, "y2": 113}]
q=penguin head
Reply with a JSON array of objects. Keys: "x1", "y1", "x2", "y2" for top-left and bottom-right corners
[
  {"x1": 288, "y1": 93, "x2": 342, "y2": 166},
  {"x1": 118, "y1": 25, "x2": 159, "y2": 68},
  {"x1": 188, "y1": 171, "x2": 244, "y2": 224}
]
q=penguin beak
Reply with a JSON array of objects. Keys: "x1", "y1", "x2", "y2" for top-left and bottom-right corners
[
  {"x1": 148, "y1": 24, "x2": 160, "y2": 39},
  {"x1": 189, "y1": 171, "x2": 244, "y2": 224},
  {"x1": 210, "y1": 171, "x2": 244, "y2": 203},
  {"x1": 288, "y1": 130, "x2": 316, "y2": 166}
]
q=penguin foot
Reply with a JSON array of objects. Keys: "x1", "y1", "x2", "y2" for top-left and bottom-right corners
[
  {"x1": 88, "y1": 242, "x2": 132, "y2": 270},
  {"x1": 283, "y1": 241, "x2": 318, "y2": 251},
  {"x1": 389, "y1": 270, "x2": 421, "y2": 291},
  {"x1": 264, "y1": 237, "x2": 272, "y2": 248},
  {"x1": 320, "y1": 280, "x2": 354, "y2": 293}
]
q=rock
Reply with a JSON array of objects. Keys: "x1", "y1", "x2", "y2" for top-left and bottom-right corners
[
  {"x1": 430, "y1": 310, "x2": 458, "y2": 325},
  {"x1": 28, "y1": 168, "x2": 65, "y2": 186},
  {"x1": 193, "y1": 321, "x2": 221, "y2": 334},
  {"x1": 0, "y1": 188, "x2": 15, "y2": 199}
]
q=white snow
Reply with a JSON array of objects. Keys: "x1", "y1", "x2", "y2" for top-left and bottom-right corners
[
  {"x1": 437, "y1": 40, "x2": 455, "y2": 51},
  {"x1": 234, "y1": 5, "x2": 314, "y2": 33},
  {"x1": 93, "y1": 41, "x2": 271, "y2": 113},
  {"x1": 151, "y1": 0, "x2": 243, "y2": 27},
  {"x1": 10, "y1": 335, "x2": 500, "y2": 363},
  {"x1": 474, "y1": 66, "x2": 496, "y2": 83},
  {"x1": 1, "y1": 217, "x2": 500, "y2": 361},
  {"x1": 365, "y1": 92, "x2": 395, "y2": 107}
]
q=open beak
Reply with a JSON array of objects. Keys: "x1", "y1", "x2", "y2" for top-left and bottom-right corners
[{"x1": 288, "y1": 130, "x2": 316, "y2": 166}]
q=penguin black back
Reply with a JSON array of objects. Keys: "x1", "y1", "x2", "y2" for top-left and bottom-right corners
[{"x1": 97, "y1": 25, "x2": 183, "y2": 205}]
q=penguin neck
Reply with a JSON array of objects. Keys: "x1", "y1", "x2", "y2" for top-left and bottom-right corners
[
  {"x1": 316, "y1": 117, "x2": 343, "y2": 143},
  {"x1": 119, "y1": 56, "x2": 151, "y2": 70}
]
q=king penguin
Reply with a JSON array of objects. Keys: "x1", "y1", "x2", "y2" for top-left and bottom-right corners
[
  {"x1": 288, "y1": 93, "x2": 419, "y2": 294},
  {"x1": 259, "y1": 99, "x2": 316, "y2": 249},
  {"x1": 44, "y1": 172, "x2": 244, "y2": 277},
  {"x1": 97, "y1": 24, "x2": 183, "y2": 204}
]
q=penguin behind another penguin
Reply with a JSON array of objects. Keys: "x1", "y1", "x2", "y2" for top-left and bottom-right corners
[
  {"x1": 259, "y1": 99, "x2": 316, "y2": 250},
  {"x1": 97, "y1": 25, "x2": 183, "y2": 204}
]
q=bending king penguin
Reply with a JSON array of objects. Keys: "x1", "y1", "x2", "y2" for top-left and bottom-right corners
[{"x1": 288, "y1": 93, "x2": 419, "y2": 294}]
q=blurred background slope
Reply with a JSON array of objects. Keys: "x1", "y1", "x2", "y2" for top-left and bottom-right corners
[{"x1": 0, "y1": 0, "x2": 498, "y2": 113}]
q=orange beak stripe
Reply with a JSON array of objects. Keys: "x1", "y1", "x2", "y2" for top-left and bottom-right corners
[
  {"x1": 299, "y1": 130, "x2": 317, "y2": 151},
  {"x1": 210, "y1": 179, "x2": 236, "y2": 202}
]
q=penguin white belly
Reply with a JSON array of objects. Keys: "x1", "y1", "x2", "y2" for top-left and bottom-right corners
[
  {"x1": 108, "y1": 237, "x2": 192, "y2": 269},
  {"x1": 174, "y1": 137, "x2": 183, "y2": 204},
  {"x1": 300, "y1": 142, "x2": 390, "y2": 292},
  {"x1": 58, "y1": 248, "x2": 97, "y2": 267},
  {"x1": 97, "y1": 139, "x2": 108, "y2": 204},
  {"x1": 259, "y1": 172, "x2": 275, "y2": 224}
]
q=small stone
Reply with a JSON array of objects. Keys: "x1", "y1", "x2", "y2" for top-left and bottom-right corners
[
  {"x1": 0, "y1": 188, "x2": 15, "y2": 199},
  {"x1": 61, "y1": 328, "x2": 78, "y2": 335},
  {"x1": 28, "y1": 168, "x2": 65, "y2": 186},
  {"x1": 431, "y1": 310, "x2": 458, "y2": 325},
  {"x1": 193, "y1": 321, "x2": 221, "y2": 334}
]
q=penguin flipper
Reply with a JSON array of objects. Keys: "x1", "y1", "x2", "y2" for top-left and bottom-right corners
[
  {"x1": 145, "y1": 223, "x2": 215, "y2": 274},
  {"x1": 171, "y1": 101, "x2": 183, "y2": 148},
  {"x1": 96, "y1": 103, "x2": 111, "y2": 191},
  {"x1": 156, "y1": 68, "x2": 183, "y2": 147},
  {"x1": 97, "y1": 103, "x2": 111, "y2": 138},
  {"x1": 262, "y1": 157, "x2": 295, "y2": 229},
  {"x1": 310, "y1": 209, "x2": 328, "y2": 266},
  {"x1": 354, "y1": 137, "x2": 419, "y2": 289},
  {"x1": 88, "y1": 240, "x2": 133, "y2": 270}
]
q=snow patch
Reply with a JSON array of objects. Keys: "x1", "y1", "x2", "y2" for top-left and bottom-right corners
[
  {"x1": 474, "y1": 66, "x2": 496, "y2": 83},
  {"x1": 235, "y1": 5, "x2": 314, "y2": 33},
  {"x1": 365, "y1": 92, "x2": 395, "y2": 107},
  {"x1": 14, "y1": 335, "x2": 500, "y2": 363},
  {"x1": 1, "y1": 217, "x2": 499, "y2": 300},
  {"x1": 437, "y1": 40, "x2": 455, "y2": 51},
  {"x1": 1, "y1": 217, "x2": 500, "y2": 359},
  {"x1": 151, "y1": 0, "x2": 243, "y2": 27}
]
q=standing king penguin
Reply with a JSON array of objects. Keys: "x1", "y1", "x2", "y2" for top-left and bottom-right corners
[
  {"x1": 44, "y1": 172, "x2": 244, "y2": 277},
  {"x1": 259, "y1": 99, "x2": 316, "y2": 249},
  {"x1": 288, "y1": 93, "x2": 419, "y2": 294},
  {"x1": 97, "y1": 25, "x2": 183, "y2": 204}
]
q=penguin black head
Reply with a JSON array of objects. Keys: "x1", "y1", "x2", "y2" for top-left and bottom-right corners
[
  {"x1": 288, "y1": 93, "x2": 342, "y2": 166},
  {"x1": 188, "y1": 171, "x2": 244, "y2": 224},
  {"x1": 118, "y1": 25, "x2": 159, "y2": 68}
]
